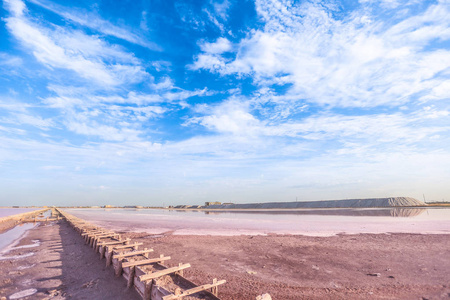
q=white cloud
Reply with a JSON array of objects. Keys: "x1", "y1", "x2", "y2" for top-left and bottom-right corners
[
  {"x1": 185, "y1": 89, "x2": 450, "y2": 159},
  {"x1": 163, "y1": 88, "x2": 212, "y2": 102},
  {"x1": 211, "y1": 0, "x2": 231, "y2": 20},
  {"x1": 66, "y1": 121, "x2": 142, "y2": 142},
  {"x1": 3, "y1": 0, "x2": 25, "y2": 16},
  {"x1": 202, "y1": 0, "x2": 231, "y2": 33},
  {"x1": 27, "y1": 0, "x2": 160, "y2": 51},
  {"x1": 11, "y1": 113, "x2": 54, "y2": 130},
  {"x1": 191, "y1": 0, "x2": 450, "y2": 108},
  {"x1": 200, "y1": 37, "x2": 232, "y2": 54},
  {"x1": 1, "y1": 0, "x2": 449, "y2": 204},
  {"x1": 193, "y1": 99, "x2": 262, "y2": 135},
  {"x1": 4, "y1": 0, "x2": 148, "y2": 87},
  {"x1": 0, "y1": 52, "x2": 23, "y2": 67},
  {"x1": 0, "y1": 125, "x2": 26, "y2": 135}
]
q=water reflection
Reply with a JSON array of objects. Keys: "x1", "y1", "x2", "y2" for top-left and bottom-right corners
[
  {"x1": 0, "y1": 223, "x2": 36, "y2": 251},
  {"x1": 202, "y1": 208, "x2": 427, "y2": 218}
]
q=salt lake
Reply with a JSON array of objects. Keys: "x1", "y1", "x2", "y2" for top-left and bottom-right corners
[{"x1": 65, "y1": 207, "x2": 450, "y2": 236}]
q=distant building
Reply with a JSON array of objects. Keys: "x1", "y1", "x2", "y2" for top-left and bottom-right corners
[
  {"x1": 205, "y1": 202, "x2": 222, "y2": 206},
  {"x1": 103, "y1": 205, "x2": 113, "y2": 208}
]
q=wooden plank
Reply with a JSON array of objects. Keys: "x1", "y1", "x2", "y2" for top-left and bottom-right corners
[
  {"x1": 113, "y1": 248, "x2": 154, "y2": 260},
  {"x1": 162, "y1": 280, "x2": 226, "y2": 300},
  {"x1": 98, "y1": 240, "x2": 126, "y2": 246},
  {"x1": 94, "y1": 234, "x2": 120, "y2": 250},
  {"x1": 88, "y1": 232, "x2": 113, "y2": 238},
  {"x1": 112, "y1": 242, "x2": 142, "y2": 250},
  {"x1": 139, "y1": 263, "x2": 191, "y2": 282},
  {"x1": 94, "y1": 233, "x2": 119, "y2": 239},
  {"x1": 81, "y1": 228, "x2": 104, "y2": 234},
  {"x1": 122, "y1": 256, "x2": 171, "y2": 268},
  {"x1": 81, "y1": 230, "x2": 104, "y2": 236}
]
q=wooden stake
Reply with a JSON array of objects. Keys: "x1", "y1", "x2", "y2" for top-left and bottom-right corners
[{"x1": 127, "y1": 266, "x2": 135, "y2": 289}]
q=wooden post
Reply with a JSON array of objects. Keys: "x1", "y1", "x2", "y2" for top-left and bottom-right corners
[
  {"x1": 143, "y1": 280, "x2": 153, "y2": 300},
  {"x1": 127, "y1": 266, "x2": 135, "y2": 289},
  {"x1": 212, "y1": 278, "x2": 218, "y2": 296},
  {"x1": 99, "y1": 246, "x2": 106, "y2": 260},
  {"x1": 176, "y1": 263, "x2": 184, "y2": 277},
  {"x1": 106, "y1": 247, "x2": 114, "y2": 267},
  {"x1": 115, "y1": 259, "x2": 123, "y2": 277}
]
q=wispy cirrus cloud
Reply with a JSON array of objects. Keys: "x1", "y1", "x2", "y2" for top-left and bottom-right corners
[
  {"x1": 27, "y1": 0, "x2": 161, "y2": 51},
  {"x1": 187, "y1": 97, "x2": 450, "y2": 146},
  {"x1": 4, "y1": 0, "x2": 149, "y2": 87},
  {"x1": 0, "y1": 52, "x2": 23, "y2": 67},
  {"x1": 1, "y1": 0, "x2": 449, "y2": 205},
  {"x1": 191, "y1": 0, "x2": 450, "y2": 108},
  {"x1": 1, "y1": 113, "x2": 54, "y2": 130}
]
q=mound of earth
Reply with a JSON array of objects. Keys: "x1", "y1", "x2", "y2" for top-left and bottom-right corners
[{"x1": 205, "y1": 197, "x2": 425, "y2": 209}]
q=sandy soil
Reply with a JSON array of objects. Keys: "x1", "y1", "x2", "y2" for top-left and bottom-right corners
[
  {"x1": 1, "y1": 220, "x2": 449, "y2": 299},
  {"x1": 0, "y1": 221, "x2": 140, "y2": 299},
  {"x1": 123, "y1": 232, "x2": 450, "y2": 300}
]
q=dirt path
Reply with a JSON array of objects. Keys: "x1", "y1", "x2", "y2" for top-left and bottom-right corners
[{"x1": 0, "y1": 221, "x2": 140, "y2": 299}]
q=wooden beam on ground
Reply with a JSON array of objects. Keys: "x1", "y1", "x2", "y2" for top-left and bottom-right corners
[
  {"x1": 94, "y1": 235, "x2": 121, "y2": 251},
  {"x1": 99, "y1": 240, "x2": 126, "y2": 246},
  {"x1": 113, "y1": 248, "x2": 154, "y2": 260},
  {"x1": 88, "y1": 232, "x2": 114, "y2": 238},
  {"x1": 112, "y1": 242, "x2": 142, "y2": 250},
  {"x1": 162, "y1": 279, "x2": 226, "y2": 300},
  {"x1": 94, "y1": 233, "x2": 119, "y2": 239},
  {"x1": 81, "y1": 230, "x2": 106, "y2": 236},
  {"x1": 122, "y1": 255, "x2": 171, "y2": 268},
  {"x1": 139, "y1": 263, "x2": 191, "y2": 282}
]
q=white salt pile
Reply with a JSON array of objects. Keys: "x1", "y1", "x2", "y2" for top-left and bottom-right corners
[{"x1": 204, "y1": 197, "x2": 425, "y2": 209}]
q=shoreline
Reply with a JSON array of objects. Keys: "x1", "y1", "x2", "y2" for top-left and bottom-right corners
[
  {"x1": 1, "y1": 219, "x2": 449, "y2": 299},
  {"x1": 63, "y1": 207, "x2": 450, "y2": 237},
  {"x1": 0, "y1": 209, "x2": 49, "y2": 234}
]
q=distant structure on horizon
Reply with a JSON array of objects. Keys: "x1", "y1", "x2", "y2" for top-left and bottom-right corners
[{"x1": 205, "y1": 201, "x2": 222, "y2": 206}]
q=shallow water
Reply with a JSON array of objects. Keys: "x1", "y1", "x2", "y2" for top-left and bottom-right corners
[
  {"x1": 0, "y1": 208, "x2": 40, "y2": 218},
  {"x1": 65, "y1": 207, "x2": 450, "y2": 236},
  {"x1": 0, "y1": 223, "x2": 36, "y2": 252}
]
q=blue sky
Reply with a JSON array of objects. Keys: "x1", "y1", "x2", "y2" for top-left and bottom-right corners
[{"x1": 1, "y1": 0, "x2": 449, "y2": 206}]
